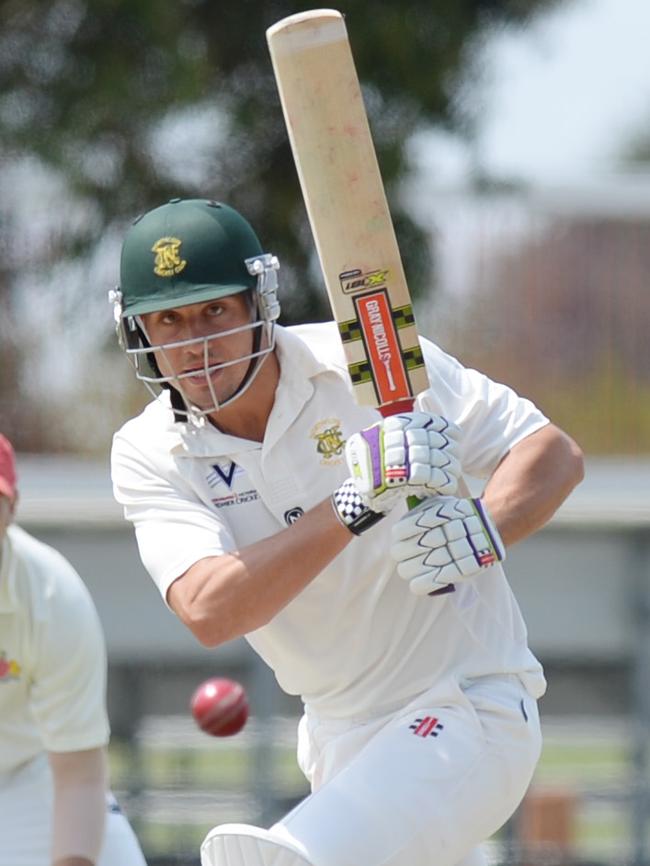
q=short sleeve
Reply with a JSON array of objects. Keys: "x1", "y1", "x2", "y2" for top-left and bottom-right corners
[
  {"x1": 418, "y1": 340, "x2": 549, "y2": 479},
  {"x1": 30, "y1": 559, "x2": 110, "y2": 753},
  {"x1": 111, "y1": 430, "x2": 236, "y2": 602}
]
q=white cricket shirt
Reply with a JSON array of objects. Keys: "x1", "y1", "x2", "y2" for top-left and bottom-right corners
[
  {"x1": 112, "y1": 323, "x2": 549, "y2": 719},
  {"x1": 0, "y1": 525, "x2": 110, "y2": 775}
]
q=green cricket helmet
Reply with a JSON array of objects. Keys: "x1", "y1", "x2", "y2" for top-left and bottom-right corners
[{"x1": 109, "y1": 198, "x2": 281, "y2": 422}]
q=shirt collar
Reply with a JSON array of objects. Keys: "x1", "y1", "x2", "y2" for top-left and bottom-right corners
[
  {"x1": 275, "y1": 324, "x2": 330, "y2": 382},
  {"x1": 170, "y1": 325, "x2": 330, "y2": 459}
]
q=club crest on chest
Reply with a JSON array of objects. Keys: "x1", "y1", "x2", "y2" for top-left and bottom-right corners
[
  {"x1": 310, "y1": 418, "x2": 345, "y2": 465},
  {"x1": 0, "y1": 651, "x2": 21, "y2": 682}
]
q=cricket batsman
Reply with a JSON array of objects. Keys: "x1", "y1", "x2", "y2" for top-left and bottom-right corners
[{"x1": 109, "y1": 198, "x2": 584, "y2": 866}]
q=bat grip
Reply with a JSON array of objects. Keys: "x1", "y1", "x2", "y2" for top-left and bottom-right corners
[{"x1": 380, "y1": 402, "x2": 455, "y2": 598}]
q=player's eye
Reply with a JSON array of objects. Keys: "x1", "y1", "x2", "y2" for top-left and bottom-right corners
[{"x1": 205, "y1": 303, "x2": 224, "y2": 317}]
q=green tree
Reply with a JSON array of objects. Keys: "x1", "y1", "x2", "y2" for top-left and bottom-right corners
[{"x1": 0, "y1": 0, "x2": 561, "y2": 450}]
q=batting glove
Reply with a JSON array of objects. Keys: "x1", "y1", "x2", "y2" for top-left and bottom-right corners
[
  {"x1": 344, "y1": 412, "x2": 461, "y2": 512},
  {"x1": 390, "y1": 496, "x2": 505, "y2": 594},
  {"x1": 331, "y1": 478, "x2": 386, "y2": 535}
]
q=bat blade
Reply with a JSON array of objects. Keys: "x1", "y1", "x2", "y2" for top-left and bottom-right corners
[
  {"x1": 266, "y1": 8, "x2": 429, "y2": 414},
  {"x1": 267, "y1": 9, "x2": 453, "y2": 596}
]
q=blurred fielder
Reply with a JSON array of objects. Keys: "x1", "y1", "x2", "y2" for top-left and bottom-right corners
[
  {"x1": 109, "y1": 198, "x2": 584, "y2": 866},
  {"x1": 0, "y1": 434, "x2": 147, "y2": 866}
]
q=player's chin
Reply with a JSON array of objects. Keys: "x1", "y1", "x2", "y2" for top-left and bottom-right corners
[
  {"x1": 184, "y1": 356, "x2": 254, "y2": 402},
  {"x1": 182, "y1": 380, "x2": 223, "y2": 404},
  {"x1": 182, "y1": 375, "x2": 243, "y2": 409}
]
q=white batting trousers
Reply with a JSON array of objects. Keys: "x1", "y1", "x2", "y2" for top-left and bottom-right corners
[
  {"x1": 270, "y1": 674, "x2": 541, "y2": 866},
  {"x1": 0, "y1": 753, "x2": 147, "y2": 866}
]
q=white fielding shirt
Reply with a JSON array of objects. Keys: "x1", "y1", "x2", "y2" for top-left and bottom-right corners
[
  {"x1": 0, "y1": 525, "x2": 110, "y2": 775},
  {"x1": 112, "y1": 323, "x2": 549, "y2": 719}
]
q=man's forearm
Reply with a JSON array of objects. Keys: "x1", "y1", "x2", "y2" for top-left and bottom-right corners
[
  {"x1": 168, "y1": 496, "x2": 353, "y2": 647},
  {"x1": 49, "y1": 749, "x2": 107, "y2": 866},
  {"x1": 483, "y1": 423, "x2": 584, "y2": 547}
]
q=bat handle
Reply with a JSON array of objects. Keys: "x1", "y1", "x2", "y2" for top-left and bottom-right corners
[
  {"x1": 381, "y1": 403, "x2": 455, "y2": 598},
  {"x1": 428, "y1": 584, "x2": 456, "y2": 596}
]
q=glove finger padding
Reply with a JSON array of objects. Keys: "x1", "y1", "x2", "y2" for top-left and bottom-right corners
[
  {"x1": 390, "y1": 496, "x2": 505, "y2": 594},
  {"x1": 345, "y1": 412, "x2": 461, "y2": 512}
]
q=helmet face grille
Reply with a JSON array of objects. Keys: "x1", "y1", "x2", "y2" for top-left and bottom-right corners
[
  {"x1": 119, "y1": 199, "x2": 265, "y2": 316},
  {"x1": 122, "y1": 317, "x2": 277, "y2": 422}
]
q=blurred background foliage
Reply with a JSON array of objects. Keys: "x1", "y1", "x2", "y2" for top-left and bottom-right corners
[
  {"x1": 0, "y1": 0, "x2": 559, "y2": 235},
  {"x1": 438, "y1": 214, "x2": 650, "y2": 454},
  {"x1": 3, "y1": 0, "x2": 646, "y2": 458}
]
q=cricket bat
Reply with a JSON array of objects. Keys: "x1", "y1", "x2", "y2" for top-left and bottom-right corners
[{"x1": 267, "y1": 9, "x2": 454, "y2": 595}]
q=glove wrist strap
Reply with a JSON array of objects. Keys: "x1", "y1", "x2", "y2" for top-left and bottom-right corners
[
  {"x1": 471, "y1": 498, "x2": 506, "y2": 561},
  {"x1": 331, "y1": 479, "x2": 385, "y2": 536}
]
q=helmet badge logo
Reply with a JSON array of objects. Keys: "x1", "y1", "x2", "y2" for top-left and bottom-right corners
[{"x1": 151, "y1": 237, "x2": 187, "y2": 277}]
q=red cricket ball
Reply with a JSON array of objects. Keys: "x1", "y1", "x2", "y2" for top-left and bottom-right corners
[{"x1": 190, "y1": 677, "x2": 249, "y2": 737}]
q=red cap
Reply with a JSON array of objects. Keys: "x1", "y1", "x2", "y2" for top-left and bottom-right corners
[{"x1": 0, "y1": 435, "x2": 17, "y2": 502}]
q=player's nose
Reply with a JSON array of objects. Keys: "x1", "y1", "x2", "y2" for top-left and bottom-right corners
[{"x1": 180, "y1": 314, "x2": 215, "y2": 346}]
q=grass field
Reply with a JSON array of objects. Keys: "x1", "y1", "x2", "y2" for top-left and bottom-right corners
[{"x1": 108, "y1": 714, "x2": 648, "y2": 865}]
